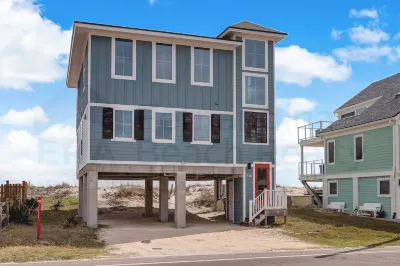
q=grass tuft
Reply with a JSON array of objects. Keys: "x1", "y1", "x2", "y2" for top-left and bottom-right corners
[
  {"x1": 114, "y1": 185, "x2": 145, "y2": 199},
  {"x1": 192, "y1": 190, "x2": 214, "y2": 208}
]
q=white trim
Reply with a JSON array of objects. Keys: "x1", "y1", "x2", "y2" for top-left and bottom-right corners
[
  {"x1": 218, "y1": 27, "x2": 286, "y2": 43},
  {"x1": 377, "y1": 178, "x2": 391, "y2": 198},
  {"x1": 272, "y1": 41, "x2": 276, "y2": 185},
  {"x1": 242, "y1": 38, "x2": 268, "y2": 72},
  {"x1": 87, "y1": 160, "x2": 246, "y2": 167},
  {"x1": 322, "y1": 178, "x2": 328, "y2": 208},
  {"x1": 88, "y1": 35, "x2": 91, "y2": 163},
  {"x1": 113, "y1": 109, "x2": 136, "y2": 142},
  {"x1": 319, "y1": 119, "x2": 391, "y2": 138},
  {"x1": 325, "y1": 171, "x2": 392, "y2": 179},
  {"x1": 90, "y1": 102, "x2": 234, "y2": 115},
  {"x1": 152, "y1": 109, "x2": 176, "y2": 144},
  {"x1": 327, "y1": 140, "x2": 335, "y2": 165},
  {"x1": 152, "y1": 42, "x2": 176, "y2": 84},
  {"x1": 328, "y1": 180, "x2": 338, "y2": 197},
  {"x1": 353, "y1": 134, "x2": 364, "y2": 162},
  {"x1": 242, "y1": 72, "x2": 268, "y2": 109},
  {"x1": 191, "y1": 113, "x2": 212, "y2": 145},
  {"x1": 242, "y1": 109, "x2": 269, "y2": 145},
  {"x1": 334, "y1": 96, "x2": 381, "y2": 115},
  {"x1": 242, "y1": 167, "x2": 246, "y2": 222},
  {"x1": 191, "y1": 47, "x2": 213, "y2": 87},
  {"x1": 353, "y1": 177, "x2": 358, "y2": 210},
  {"x1": 111, "y1": 37, "x2": 136, "y2": 81},
  {"x1": 233, "y1": 43, "x2": 237, "y2": 164}
]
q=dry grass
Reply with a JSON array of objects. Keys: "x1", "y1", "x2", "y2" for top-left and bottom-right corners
[
  {"x1": 192, "y1": 190, "x2": 214, "y2": 208},
  {"x1": 278, "y1": 208, "x2": 400, "y2": 247},
  {"x1": 113, "y1": 185, "x2": 145, "y2": 199},
  {"x1": 0, "y1": 195, "x2": 106, "y2": 262}
]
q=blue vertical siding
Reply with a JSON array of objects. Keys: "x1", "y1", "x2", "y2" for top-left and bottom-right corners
[
  {"x1": 77, "y1": 44, "x2": 88, "y2": 128},
  {"x1": 245, "y1": 168, "x2": 254, "y2": 219},
  {"x1": 90, "y1": 106, "x2": 233, "y2": 163},
  {"x1": 234, "y1": 178, "x2": 243, "y2": 224},
  {"x1": 90, "y1": 36, "x2": 233, "y2": 111}
]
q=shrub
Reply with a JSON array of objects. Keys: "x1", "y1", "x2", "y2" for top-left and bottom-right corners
[
  {"x1": 114, "y1": 185, "x2": 145, "y2": 198},
  {"x1": 192, "y1": 190, "x2": 214, "y2": 208},
  {"x1": 51, "y1": 200, "x2": 63, "y2": 211},
  {"x1": 9, "y1": 203, "x2": 34, "y2": 225},
  {"x1": 24, "y1": 198, "x2": 38, "y2": 209},
  {"x1": 64, "y1": 197, "x2": 79, "y2": 206}
]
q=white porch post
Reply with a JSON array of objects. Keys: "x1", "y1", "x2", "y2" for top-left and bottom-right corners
[
  {"x1": 175, "y1": 172, "x2": 186, "y2": 229},
  {"x1": 300, "y1": 146, "x2": 304, "y2": 176},
  {"x1": 159, "y1": 177, "x2": 169, "y2": 222},
  {"x1": 86, "y1": 171, "x2": 98, "y2": 228},
  {"x1": 353, "y1": 177, "x2": 359, "y2": 212},
  {"x1": 82, "y1": 174, "x2": 88, "y2": 222},
  {"x1": 78, "y1": 176, "x2": 83, "y2": 218},
  {"x1": 322, "y1": 178, "x2": 328, "y2": 208},
  {"x1": 145, "y1": 179, "x2": 154, "y2": 217}
]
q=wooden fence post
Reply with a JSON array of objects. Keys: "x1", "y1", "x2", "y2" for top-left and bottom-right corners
[
  {"x1": 0, "y1": 202, "x2": 2, "y2": 230},
  {"x1": 5, "y1": 181, "x2": 9, "y2": 200},
  {"x1": 5, "y1": 199, "x2": 9, "y2": 226},
  {"x1": 22, "y1": 181, "x2": 28, "y2": 201},
  {"x1": 0, "y1": 184, "x2": 3, "y2": 202}
]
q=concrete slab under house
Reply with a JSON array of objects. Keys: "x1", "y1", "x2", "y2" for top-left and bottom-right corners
[
  {"x1": 298, "y1": 73, "x2": 400, "y2": 220},
  {"x1": 67, "y1": 20, "x2": 288, "y2": 228}
]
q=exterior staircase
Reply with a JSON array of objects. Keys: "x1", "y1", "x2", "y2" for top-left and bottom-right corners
[{"x1": 301, "y1": 180, "x2": 322, "y2": 207}]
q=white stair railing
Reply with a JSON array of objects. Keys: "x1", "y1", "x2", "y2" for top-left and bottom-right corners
[{"x1": 249, "y1": 189, "x2": 288, "y2": 222}]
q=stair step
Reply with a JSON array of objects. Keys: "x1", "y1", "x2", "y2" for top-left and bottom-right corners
[{"x1": 254, "y1": 214, "x2": 266, "y2": 226}]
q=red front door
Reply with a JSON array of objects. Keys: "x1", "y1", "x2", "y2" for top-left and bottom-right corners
[{"x1": 254, "y1": 164, "x2": 270, "y2": 197}]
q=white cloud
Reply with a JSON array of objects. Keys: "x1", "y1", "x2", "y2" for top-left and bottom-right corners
[
  {"x1": 333, "y1": 45, "x2": 400, "y2": 62},
  {"x1": 276, "y1": 118, "x2": 324, "y2": 186},
  {"x1": 349, "y1": 8, "x2": 378, "y2": 20},
  {"x1": 0, "y1": 0, "x2": 72, "y2": 90},
  {"x1": 348, "y1": 25, "x2": 389, "y2": 44},
  {"x1": 40, "y1": 124, "x2": 75, "y2": 144},
  {"x1": 0, "y1": 106, "x2": 49, "y2": 126},
  {"x1": 276, "y1": 98, "x2": 317, "y2": 116},
  {"x1": 276, "y1": 45, "x2": 351, "y2": 87},
  {"x1": 0, "y1": 126, "x2": 76, "y2": 185},
  {"x1": 149, "y1": 0, "x2": 156, "y2": 5},
  {"x1": 394, "y1": 33, "x2": 400, "y2": 40},
  {"x1": 331, "y1": 29, "x2": 343, "y2": 40}
]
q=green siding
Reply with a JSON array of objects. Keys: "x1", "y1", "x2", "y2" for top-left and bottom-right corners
[
  {"x1": 326, "y1": 126, "x2": 393, "y2": 174},
  {"x1": 328, "y1": 178, "x2": 353, "y2": 213},
  {"x1": 358, "y1": 177, "x2": 391, "y2": 217}
]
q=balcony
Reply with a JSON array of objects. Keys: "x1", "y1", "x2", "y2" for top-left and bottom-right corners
[
  {"x1": 297, "y1": 121, "x2": 332, "y2": 146},
  {"x1": 298, "y1": 159, "x2": 324, "y2": 181}
]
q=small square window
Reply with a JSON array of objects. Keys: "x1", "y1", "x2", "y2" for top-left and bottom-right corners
[
  {"x1": 193, "y1": 115, "x2": 210, "y2": 143},
  {"x1": 328, "y1": 181, "x2": 338, "y2": 196},
  {"x1": 378, "y1": 179, "x2": 390, "y2": 197},
  {"x1": 153, "y1": 111, "x2": 175, "y2": 143},
  {"x1": 244, "y1": 39, "x2": 267, "y2": 71},
  {"x1": 244, "y1": 74, "x2": 267, "y2": 107},
  {"x1": 115, "y1": 110, "x2": 133, "y2": 139}
]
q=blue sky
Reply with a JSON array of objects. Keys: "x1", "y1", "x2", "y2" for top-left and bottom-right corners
[{"x1": 0, "y1": 0, "x2": 399, "y2": 186}]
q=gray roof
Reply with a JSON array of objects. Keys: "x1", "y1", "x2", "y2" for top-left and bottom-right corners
[
  {"x1": 217, "y1": 21, "x2": 287, "y2": 38},
  {"x1": 321, "y1": 73, "x2": 400, "y2": 134}
]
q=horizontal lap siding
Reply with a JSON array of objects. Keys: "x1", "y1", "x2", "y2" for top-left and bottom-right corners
[
  {"x1": 90, "y1": 36, "x2": 233, "y2": 111},
  {"x1": 359, "y1": 177, "x2": 391, "y2": 217},
  {"x1": 78, "y1": 108, "x2": 90, "y2": 170},
  {"x1": 90, "y1": 107, "x2": 233, "y2": 163},
  {"x1": 326, "y1": 126, "x2": 393, "y2": 174},
  {"x1": 328, "y1": 178, "x2": 353, "y2": 213}
]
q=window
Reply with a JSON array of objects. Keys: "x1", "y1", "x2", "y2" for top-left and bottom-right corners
[
  {"x1": 191, "y1": 47, "x2": 213, "y2": 86},
  {"x1": 152, "y1": 111, "x2": 175, "y2": 143},
  {"x1": 341, "y1": 111, "x2": 355, "y2": 119},
  {"x1": 377, "y1": 178, "x2": 390, "y2": 197},
  {"x1": 111, "y1": 38, "x2": 136, "y2": 80},
  {"x1": 328, "y1": 181, "x2": 338, "y2": 196},
  {"x1": 114, "y1": 110, "x2": 133, "y2": 139},
  {"x1": 242, "y1": 73, "x2": 268, "y2": 108},
  {"x1": 327, "y1": 140, "x2": 335, "y2": 164},
  {"x1": 243, "y1": 111, "x2": 268, "y2": 144},
  {"x1": 354, "y1": 135, "x2": 363, "y2": 162},
  {"x1": 243, "y1": 39, "x2": 267, "y2": 72},
  {"x1": 153, "y1": 43, "x2": 176, "y2": 83},
  {"x1": 193, "y1": 114, "x2": 210, "y2": 144}
]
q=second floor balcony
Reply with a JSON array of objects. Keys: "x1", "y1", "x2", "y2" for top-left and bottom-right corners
[
  {"x1": 298, "y1": 159, "x2": 324, "y2": 181},
  {"x1": 297, "y1": 121, "x2": 332, "y2": 146}
]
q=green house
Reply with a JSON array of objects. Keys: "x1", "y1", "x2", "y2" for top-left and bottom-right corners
[{"x1": 298, "y1": 73, "x2": 400, "y2": 218}]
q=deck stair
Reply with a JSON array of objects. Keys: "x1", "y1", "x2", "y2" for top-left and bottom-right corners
[{"x1": 301, "y1": 180, "x2": 322, "y2": 207}]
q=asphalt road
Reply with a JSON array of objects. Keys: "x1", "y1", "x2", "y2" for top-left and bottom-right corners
[{"x1": 2, "y1": 247, "x2": 400, "y2": 266}]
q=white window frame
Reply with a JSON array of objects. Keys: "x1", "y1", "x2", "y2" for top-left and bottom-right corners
[
  {"x1": 354, "y1": 134, "x2": 364, "y2": 162},
  {"x1": 191, "y1": 46, "x2": 213, "y2": 87},
  {"x1": 113, "y1": 109, "x2": 136, "y2": 142},
  {"x1": 111, "y1": 37, "x2": 136, "y2": 80},
  {"x1": 242, "y1": 72, "x2": 268, "y2": 109},
  {"x1": 152, "y1": 42, "x2": 176, "y2": 84},
  {"x1": 242, "y1": 109, "x2": 269, "y2": 145},
  {"x1": 328, "y1": 180, "x2": 338, "y2": 197},
  {"x1": 242, "y1": 38, "x2": 268, "y2": 72},
  {"x1": 191, "y1": 112, "x2": 212, "y2": 145},
  {"x1": 327, "y1": 140, "x2": 335, "y2": 165},
  {"x1": 377, "y1": 178, "x2": 391, "y2": 197},
  {"x1": 152, "y1": 109, "x2": 176, "y2": 144}
]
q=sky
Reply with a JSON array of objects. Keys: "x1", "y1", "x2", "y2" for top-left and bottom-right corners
[{"x1": 1, "y1": 0, "x2": 400, "y2": 186}]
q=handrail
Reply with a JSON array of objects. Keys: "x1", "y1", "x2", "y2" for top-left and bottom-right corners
[
  {"x1": 299, "y1": 160, "x2": 325, "y2": 176},
  {"x1": 297, "y1": 121, "x2": 332, "y2": 143},
  {"x1": 249, "y1": 190, "x2": 288, "y2": 222}
]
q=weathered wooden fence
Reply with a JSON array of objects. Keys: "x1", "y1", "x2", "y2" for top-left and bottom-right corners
[
  {"x1": 0, "y1": 199, "x2": 9, "y2": 230},
  {"x1": 0, "y1": 181, "x2": 28, "y2": 203}
]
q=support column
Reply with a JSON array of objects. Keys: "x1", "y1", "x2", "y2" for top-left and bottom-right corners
[
  {"x1": 300, "y1": 145, "x2": 304, "y2": 176},
  {"x1": 86, "y1": 171, "x2": 98, "y2": 228},
  {"x1": 174, "y1": 172, "x2": 186, "y2": 229},
  {"x1": 214, "y1": 180, "x2": 219, "y2": 211},
  {"x1": 322, "y1": 178, "x2": 328, "y2": 208},
  {"x1": 159, "y1": 177, "x2": 169, "y2": 222},
  {"x1": 78, "y1": 176, "x2": 83, "y2": 218},
  {"x1": 145, "y1": 179, "x2": 153, "y2": 217},
  {"x1": 82, "y1": 174, "x2": 87, "y2": 222}
]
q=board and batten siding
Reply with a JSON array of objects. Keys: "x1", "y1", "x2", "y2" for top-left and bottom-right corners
[
  {"x1": 358, "y1": 177, "x2": 391, "y2": 217},
  {"x1": 77, "y1": 44, "x2": 89, "y2": 128},
  {"x1": 90, "y1": 36, "x2": 233, "y2": 112},
  {"x1": 235, "y1": 40, "x2": 275, "y2": 165},
  {"x1": 328, "y1": 178, "x2": 353, "y2": 214},
  {"x1": 326, "y1": 126, "x2": 393, "y2": 174},
  {"x1": 90, "y1": 106, "x2": 233, "y2": 163},
  {"x1": 234, "y1": 178, "x2": 243, "y2": 224}
]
